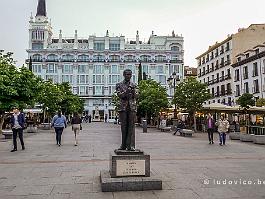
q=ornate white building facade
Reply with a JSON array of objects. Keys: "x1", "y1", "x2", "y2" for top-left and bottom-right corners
[{"x1": 27, "y1": 0, "x2": 184, "y2": 121}]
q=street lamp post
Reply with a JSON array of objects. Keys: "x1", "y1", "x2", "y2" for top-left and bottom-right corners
[{"x1": 167, "y1": 72, "x2": 180, "y2": 119}]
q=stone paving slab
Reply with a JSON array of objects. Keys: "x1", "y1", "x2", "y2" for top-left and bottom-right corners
[{"x1": 0, "y1": 123, "x2": 264, "y2": 199}]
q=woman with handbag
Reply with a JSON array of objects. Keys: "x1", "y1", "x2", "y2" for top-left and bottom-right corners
[{"x1": 71, "y1": 112, "x2": 82, "y2": 146}]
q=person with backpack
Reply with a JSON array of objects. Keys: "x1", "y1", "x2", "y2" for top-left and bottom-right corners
[
  {"x1": 51, "y1": 111, "x2": 67, "y2": 146},
  {"x1": 71, "y1": 112, "x2": 82, "y2": 146}
]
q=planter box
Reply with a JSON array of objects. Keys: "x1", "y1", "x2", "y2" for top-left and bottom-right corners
[
  {"x1": 229, "y1": 132, "x2": 240, "y2": 140},
  {"x1": 253, "y1": 135, "x2": 265, "y2": 145},
  {"x1": 240, "y1": 133, "x2": 254, "y2": 142},
  {"x1": 40, "y1": 123, "x2": 51, "y2": 130}
]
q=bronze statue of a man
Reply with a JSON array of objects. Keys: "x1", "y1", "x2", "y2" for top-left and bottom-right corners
[{"x1": 116, "y1": 69, "x2": 137, "y2": 151}]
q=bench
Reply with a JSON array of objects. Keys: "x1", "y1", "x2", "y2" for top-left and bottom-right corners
[
  {"x1": 160, "y1": 126, "x2": 171, "y2": 132},
  {"x1": 2, "y1": 130, "x2": 13, "y2": 139},
  {"x1": 179, "y1": 129, "x2": 194, "y2": 137}
]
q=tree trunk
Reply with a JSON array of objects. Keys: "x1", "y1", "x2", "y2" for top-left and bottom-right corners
[{"x1": 193, "y1": 112, "x2": 197, "y2": 132}]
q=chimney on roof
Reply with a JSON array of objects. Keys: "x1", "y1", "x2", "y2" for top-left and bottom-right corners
[{"x1": 36, "y1": 0, "x2": 47, "y2": 17}]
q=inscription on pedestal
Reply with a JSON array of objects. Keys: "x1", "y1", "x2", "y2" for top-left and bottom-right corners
[{"x1": 116, "y1": 160, "x2": 145, "y2": 176}]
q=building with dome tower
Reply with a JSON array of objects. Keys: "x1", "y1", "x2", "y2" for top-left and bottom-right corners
[{"x1": 27, "y1": 0, "x2": 185, "y2": 121}]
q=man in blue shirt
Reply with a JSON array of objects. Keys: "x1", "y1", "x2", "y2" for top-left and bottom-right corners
[{"x1": 10, "y1": 107, "x2": 25, "y2": 152}]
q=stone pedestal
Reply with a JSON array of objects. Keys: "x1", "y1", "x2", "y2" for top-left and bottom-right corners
[
  {"x1": 100, "y1": 150, "x2": 162, "y2": 192},
  {"x1": 240, "y1": 133, "x2": 254, "y2": 142},
  {"x1": 253, "y1": 135, "x2": 265, "y2": 145},
  {"x1": 229, "y1": 132, "x2": 241, "y2": 140}
]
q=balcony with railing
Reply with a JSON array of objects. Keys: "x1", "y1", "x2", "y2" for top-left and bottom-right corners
[
  {"x1": 220, "y1": 62, "x2": 225, "y2": 68},
  {"x1": 215, "y1": 64, "x2": 219, "y2": 70},
  {"x1": 225, "y1": 74, "x2": 231, "y2": 80},
  {"x1": 215, "y1": 92, "x2": 220, "y2": 97},
  {"x1": 226, "y1": 89, "x2": 232, "y2": 95},
  {"x1": 225, "y1": 60, "x2": 231, "y2": 66},
  {"x1": 219, "y1": 76, "x2": 225, "y2": 82},
  {"x1": 214, "y1": 78, "x2": 220, "y2": 83}
]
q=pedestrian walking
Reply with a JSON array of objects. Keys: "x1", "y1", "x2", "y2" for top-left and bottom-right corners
[
  {"x1": 51, "y1": 111, "x2": 67, "y2": 147},
  {"x1": 206, "y1": 113, "x2": 215, "y2": 144},
  {"x1": 215, "y1": 115, "x2": 230, "y2": 146},
  {"x1": 10, "y1": 107, "x2": 25, "y2": 152},
  {"x1": 71, "y1": 112, "x2": 82, "y2": 146}
]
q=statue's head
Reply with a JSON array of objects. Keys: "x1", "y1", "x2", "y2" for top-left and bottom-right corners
[{"x1": 123, "y1": 69, "x2": 132, "y2": 82}]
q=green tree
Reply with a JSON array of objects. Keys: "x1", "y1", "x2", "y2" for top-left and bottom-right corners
[
  {"x1": 0, "y1": 51, "x2": 42, "y2": 132},
  {"x1": 58, "y1": 82, "x2": 84, "y2": 115},
  {"x1": 37, "y1": 80, "x2": 63, "y2": 122},
  {"x1": 236, "y1": 93, "x2": 255, "y2": 126},
  {"x1": 172, "y1": 78, "x2": 211, "y2": 131},
  {"x1": 138, "y1": 79, "x2": 169, "y2": 124},
  {"x1": 236, "y1": 93, "x2": 255, "y2": 109},
  {"x1": 256, "y1": 98, "x2": 265, "y2": 107}
]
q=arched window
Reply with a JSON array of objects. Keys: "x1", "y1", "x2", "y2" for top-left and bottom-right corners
[
  {"x1": 32, "y1": 54, "x2": 42, "y2": 62},
  {"x1": 124, "y1": 55, "x2": 135, "y2": 62},
  {"x1": 171, "y1": 46, "x2": 180, "y2": 52},
  {"x1": 155, "y1": 55, "x2": 166, "y2": 62},
  {"x1": 62, "y1": 54, "x2": 74, "y2": 62},
  {"x1": 140, "y1": 55, "x2": 151, "y2": 62},
  {"x1": 109, "y1": 55, "x2": 120, "y2": 62},
  {"x1": 78, "y1": 54, "x2": 89, "y2": 62},
  {"x1": 47, "y1": 54, "x2": 58, "y2": 62},
  {"x1": 93, "y1": 54, "x2": 105, "y2": 62}
]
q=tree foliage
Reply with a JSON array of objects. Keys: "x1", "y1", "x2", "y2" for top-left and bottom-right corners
[
  {"x1": 173, "y1": 78, "x2": 211, "y2": 113},
  {"x1": 111, "y1": 91, "x2": 120, "y2": 113},
  {"x1": 138, "y1": 79, "x2": 169, "y2": 119},
  {"x1": 236, "y1": 93, "x2": 255, "y2": 109},
  {"x1": 256, "y1": 98, "x2": 265, "y2": 107},
  {"x1": 0, "y1": 51, "x2": 43, "y2": 131},
  {"x1": 58, "y1": 82, "x2": 84, "y2": 115}
]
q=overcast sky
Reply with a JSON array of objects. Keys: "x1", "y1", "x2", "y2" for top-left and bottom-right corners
[{"x1": 0, "y1": 0, "x2": 264, "y2": 67}]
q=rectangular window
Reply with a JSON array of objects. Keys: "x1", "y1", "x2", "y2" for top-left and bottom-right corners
[
  {"x1": 244, "y1": 82, "x2": 249, "y2": 93},
  {"x1": 94, "y1": 42, "x2": 105, "y2": 51},
  {"x1": 253, "y1": 62, "x2": 258, "y2": 77},
  {"x1": 33, "y1": 64, "x2": 42, "y2": 73},
  {"x1": 109, "y1": 43, "x2": 120, "y2": 51},
  {"x1": 77, "y1": 75, "x2": 89, "y2": 84},
  {"x1": 32, "y1": 43, "x2": 43, "y2": 50},
  {"x1": 109, "y1": 75, "x2": 120, "y2": 84},
  {"x1": 109, "y1": 65, "x2": 119, "y2": 74},
  {"x1": 253, "y1": 80, "x2": 259, "y2": 93},
  {"x1": 78, "y1": 65, "x2": 87, "y2": 73},
  {"x1": 79, "y1": 86, "x2": 88, "y2": 95},
  {"x1": 236, "y1": 85, "x2": 240, "y2": 97},
  {"x1": 109, "y1": 85, "x2": 116, "y2": 95},
  {"x1": 62, "y1": 64, "x2": 73, "y2": 73},
  {"x1": 243, "y1": 66, "x2": 248, "y2": 79},
  {"x1": 93, "y1": 75, "x2": 104, "y2": 84},
  {"x1": 156, "y1": 65, "x2": 164, "y2": 74},
  {"x1": 169, "y1": 65, "x2": 179, "y2": 75},
  {"x1": 157, "y1": 75, "x2": 166, "y2": 84},
  {"x1": 93, "y1": 65, "x2": 103, "y2": 74},
  {"x1": 47, "y1": 64, "x2": 57, "y2": 73},
  {"x1": 62, "y1": 75, "x2": 73, "y2": 83},
  {"x1": 234, "y1": 69, "x2": 240, "y2": 81},
  {"x1": 93, "y1": 86, "x2": 104, "y2": 95},
  {"x1": 142, "y1": 65, "x2": 149, "y2": 74}
]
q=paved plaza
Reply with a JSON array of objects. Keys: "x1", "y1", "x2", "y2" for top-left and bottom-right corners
[{"x1": 0, "y1": 123, "x2": 265, "y2": 199}]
